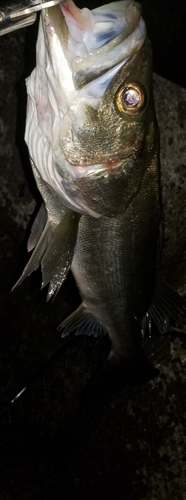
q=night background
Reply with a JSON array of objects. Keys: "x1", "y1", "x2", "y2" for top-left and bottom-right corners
[{"x1": 0, "y1": 1, "x2": 186, "y2": 499}]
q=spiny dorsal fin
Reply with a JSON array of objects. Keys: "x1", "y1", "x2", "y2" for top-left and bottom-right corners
[{"x1": 58, "y1": 304, "x2": 106, "y2": 337}]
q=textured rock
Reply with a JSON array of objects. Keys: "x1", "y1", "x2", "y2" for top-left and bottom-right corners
[
  {"x1": 0, "y1": 29, "x2": 35, "y2": 231},
  {"x1": 154, "y1": 75, "x2": 186, "y2": 294},
  {"x1": 1, "y1": 22, "x2": 186, "y2": 500}
]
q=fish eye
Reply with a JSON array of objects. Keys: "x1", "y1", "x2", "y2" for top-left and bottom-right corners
[{"x1": 115, "y1": 83, "x2": 146, "y2": 116}]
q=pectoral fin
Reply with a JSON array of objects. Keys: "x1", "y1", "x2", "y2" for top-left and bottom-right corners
[
  {"x1": 13, "y1": 208, "x2": 80, "y2": 299},
  {"x1": 27, "y1": 203, "x2": 47, "y2": 252},
  {"x1": 41, "y1": 210, "x2": 80, "y2": 300},
  {"x1": 12, "y1": 216, "x2": 55, "y2": 290}
]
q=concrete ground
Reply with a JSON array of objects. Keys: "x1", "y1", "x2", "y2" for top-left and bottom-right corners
[{"x1": 1, "y1": 1, "x2": 186, "y2": 499}]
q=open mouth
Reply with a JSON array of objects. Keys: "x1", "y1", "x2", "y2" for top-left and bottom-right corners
[
  {"x1": 44, "y1": 1, "x2": 146, "y2": 90},
  {"x1": 47, "y1": 0, "x2": 143, "y2": 48},
  {"x1": 59, "y1": 0, "x2": 92, "y2": 31}
]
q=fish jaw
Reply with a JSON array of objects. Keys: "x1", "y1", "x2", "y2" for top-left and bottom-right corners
[
  {"x1": 25, "y1": 1, "x2": 150, "y2": 218},
  {"x1": 54, "y1": 155, "x2": 153, "y2": 218}
]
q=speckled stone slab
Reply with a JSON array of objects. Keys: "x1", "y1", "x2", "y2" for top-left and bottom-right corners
[
  {"x1": 153, "y1": 74, "x2": 186, "y2": 295},
  {"x1": 1, "y1": 28, "x2": 186, "y2": 500},
  {"x1": 0, "y1": 29, "x2": 35, "y2": 231}
]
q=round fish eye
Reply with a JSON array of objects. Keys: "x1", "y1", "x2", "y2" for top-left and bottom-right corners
[{"x1": 115, "y1": 83, "x2": 146, "y2": 116}]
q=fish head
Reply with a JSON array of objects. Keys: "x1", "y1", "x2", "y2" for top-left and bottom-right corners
[{"x1": 26, "y1": 0, "x2": 159, "y2": 217}]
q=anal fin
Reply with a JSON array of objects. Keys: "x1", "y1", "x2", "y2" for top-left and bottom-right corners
[{"x1": 58, "y1": 304, "x2": 106, "y2": 338}]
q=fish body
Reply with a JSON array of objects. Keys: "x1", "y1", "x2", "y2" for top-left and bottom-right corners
[
  {"x1": 72, "y1": 160, "x2": 160, "y2": 362},
  {"x1": 16, "y1": 0, "x2": 185, "y2": 390}
]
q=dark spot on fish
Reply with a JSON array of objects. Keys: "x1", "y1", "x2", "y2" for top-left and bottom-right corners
[{"x1": 170, "y1": 181, "x2": 175, "y2": 190}]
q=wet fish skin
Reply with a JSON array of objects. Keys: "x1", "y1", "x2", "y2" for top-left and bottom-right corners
[
  {"x1": 71, "y1": 152, "x2": 160, "y2": 365},
  {"x1": 69, "y1": 23, "x2": 161, "y2": 370},
  {"x1": 16, "y1": 1, "x2": 186, "y2": 392},
  {"x1": 27, "y1": 1, "x2": 159, "y2": 369},
  {"x1": 54, "y1": 36, "x2": 160, "y2": 223}
]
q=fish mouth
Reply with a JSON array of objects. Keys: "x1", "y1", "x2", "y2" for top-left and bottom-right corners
[
  {"x1": 58, "y1": 0, "x2": 142, "y2": 46},
  {"x1": 49, "y1": 1, "x2": 142, "y2": 41},
  {"x1": 58, "y1": 158, "x2": 126, "y2": 179},
  {"x1": 44, "y1": 0, "x2": 146, "y2": 90}
]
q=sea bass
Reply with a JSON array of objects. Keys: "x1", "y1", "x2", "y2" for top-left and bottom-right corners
[{"x1": 16, "y1": 0, "x2": 185, "y2": 390}]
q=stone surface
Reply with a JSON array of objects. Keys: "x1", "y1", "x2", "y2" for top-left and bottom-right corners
[
  {"x1": 1, "y1": 7, "x2": 186, "y2": 500},
  {"x1": 154, "y1": 75, "x2": 186, "y2": 294}
]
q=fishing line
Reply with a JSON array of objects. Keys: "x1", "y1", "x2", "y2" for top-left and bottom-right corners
[{"x1": 0, "y1": 334, "x2": 75, "y2": 416}]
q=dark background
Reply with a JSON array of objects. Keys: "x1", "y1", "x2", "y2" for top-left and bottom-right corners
[
  {"x1": 0, "y1": 2, "x2": 186, "y2": 500},
  {"x1": 140, "y1": 0, "x2": 186, "y2": 88}
]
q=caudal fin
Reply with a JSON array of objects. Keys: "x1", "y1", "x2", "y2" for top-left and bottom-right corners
[{"x1": 83, "y1": 349, "x2": 158, "y2": 406}]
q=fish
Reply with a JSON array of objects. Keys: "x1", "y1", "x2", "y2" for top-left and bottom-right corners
[{"x1": 15, "y1": 0, "x2": 185, "y2": 396}]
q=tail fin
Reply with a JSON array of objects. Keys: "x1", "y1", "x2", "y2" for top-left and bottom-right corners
[{"x1": 83, "y1": 349, "x2": 158, "y2": 407}]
